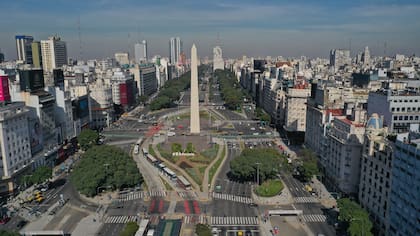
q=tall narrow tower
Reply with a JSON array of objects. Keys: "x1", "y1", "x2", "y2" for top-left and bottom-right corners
[{"x1": 190, "y1": 44, "x2": 200, "y2": 134}]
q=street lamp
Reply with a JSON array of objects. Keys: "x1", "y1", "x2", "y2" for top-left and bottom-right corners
[{"x1": 255, "y1": 162, "x2": 261, "y2": 185}]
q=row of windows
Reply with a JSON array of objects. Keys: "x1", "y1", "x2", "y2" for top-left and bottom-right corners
[
  {"x1": 392, "y1": 99, "x2": 419, "y2": 103},
  {"x1": 393, "y1": 115, "x2": 419, "y2": 121},
  {"x1": 391, "y1": 106, "x2": 420, "y2": 112}
]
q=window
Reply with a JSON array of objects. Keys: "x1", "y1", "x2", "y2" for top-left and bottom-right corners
[{"x1": 391, "y1": 107, "x2": 395, "y2": 112}]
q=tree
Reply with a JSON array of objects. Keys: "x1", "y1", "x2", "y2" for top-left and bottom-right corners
[
  {"x1": 337, "y1": 198, "x2": 374, "y2": 236},
  {"x1": 138, "y1": 95, "x2": 148, "y2": 104},
  {"x1": 30, "y1": 166, "x2": 52, "y2": 185},
  {"x1": 185, "y1": 142, "x2": 195, "y2": 153},
  {"x1": 119, "y1": 221, "x2": 139, "y2": 236},
  {"x1": 77, "y1": 129, "x2": 99, "y2": 151},
  {"x1": 230, "y1": 148, "x2": 286, "y2": 182},
  {"x1": 71, "y1": 145, "x2": 143, "y2": 197},
  {"x1": 297, "y1": 148, "x2": 319, "y2": 182},
  {"x1": 195, "y1": 223, "x2": 212, "y2": 236},
  {"x1": 171, "y1": 143, "x2": 183, "y2": 153},
  {"x1": 0, "y1": 230, "x2": 20, "y2": 236}
]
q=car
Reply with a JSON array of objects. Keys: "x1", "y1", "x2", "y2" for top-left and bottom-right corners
[
  {"x1": 0, "y1": 217, "x2": 10, "y2": 225},
  {"x1": 17, "y1": 220, "x2": 28, "y2": 229},
  {"x1": 245, "y1": 230, "x2": 252, "y2": 236},
  {"x1": 248, "y1": 203, "x2": 258, "y2": 207}
]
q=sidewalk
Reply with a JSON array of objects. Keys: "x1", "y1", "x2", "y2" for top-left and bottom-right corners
[
  {"x1": 71, "y1": 214, "x2": 103, "y2": 236},
  {"x1": 311, "y1": 176, "x2": 336, "y2": 209}
]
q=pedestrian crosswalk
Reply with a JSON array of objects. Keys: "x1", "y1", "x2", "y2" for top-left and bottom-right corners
[
  {"x1": 104, "y1": 215, "x2": 138, "y2": 224},
  {"x1": 178, "y1": 191, "x2": 198, "y2": 199},
  {"x1": 117, "y1": 191, "x2": 167, "y2": 202},
  {"x1": 301, "y1": 214, "x2": 327, "y2": 222},
  {"x1": 209, "y1": 216, "x2": 259, "y2": 226},
  {"x1": 212, "y1": 192, "x2": 253, "y2": 204},
  {"x1": 294, "y1": 197, "x2": 318, "y2": 203},
  {"x1": 183, "y1": 215, "x2": 207, "y2": 224}
]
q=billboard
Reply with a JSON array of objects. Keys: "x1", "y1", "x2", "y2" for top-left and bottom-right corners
[
  {"x1": 0, "y1": 75, "x2": 11, "y2": 102},
  {"x1": 19, "y1": 69, "x2": 45, "y2": 92},
  {"x1": 29, "y1": 118, "x2": 43, "y2": 154}
]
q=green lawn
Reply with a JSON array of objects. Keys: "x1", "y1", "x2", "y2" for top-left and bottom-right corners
[
  {"x1": 186, "y1": 168, "x2": 202, "y2": 185},
  {"x1": 200, "y1": 144, "x2": 220, "y2": 159},
  {"x1": 255, "y1": 179, "x2": 284, "y2": 197},
  {"x1": 209, "y1": 146, "x2": 225, "y2": 184},
  {"x1": 148, "y1": 144, "x2": 156, "y2": 156}
]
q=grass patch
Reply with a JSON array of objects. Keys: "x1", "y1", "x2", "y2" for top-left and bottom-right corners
[
  {"x1": 157, "y1": 144, "x2": 175, "y2": 162},
  {"x1": 186, "y1": 168, "x2": 202, "y2": 185},
  {"x1": 198, "y1": 166, "x2": 207, "y2": 175},
  {"x1": 200, "y1": 144, "x2": 220, "y2": 159},
  {"x1": 160, "y1": 176, "x2": 173, "y2": 190},
  {"x1": 148, "y1": 144, "x2": 156, "y2": 157},
  {"x1": 209, "y1": 145, "x2": 225, "y2": 183},
  {"x1": 255, "y1": 179, "x2": 284, "y2": 197}
]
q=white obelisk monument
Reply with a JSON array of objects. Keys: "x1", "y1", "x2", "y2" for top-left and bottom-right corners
[{"x1": 190, "y1": 44, "x2": 200, "y2": 134}]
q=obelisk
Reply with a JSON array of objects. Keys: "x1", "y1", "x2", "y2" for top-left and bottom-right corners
[{"x1": 190, "y1": 44, "x2": 200, "y2": 134}]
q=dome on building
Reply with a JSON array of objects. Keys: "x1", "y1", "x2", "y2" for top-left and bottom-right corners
[{"x1": 366, "y1": 113, "x2": 383, "y2": 130}]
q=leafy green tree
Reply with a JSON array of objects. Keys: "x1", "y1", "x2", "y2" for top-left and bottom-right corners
[
  {"x1": 30, "y1": 166, "x2": 52, "y2": 184},
  {"x1": 337, "y1": 198, "x2": 373, "y2": 236},
  {"x1": 71, "y1": 145, "x2": 143, "y2": 197},
  {"x1": 119, "y1": 221, "x2": 139, "y2": 236},
  {"x1": 230, "y1": 148, "x2": 286, "y2": 182},
  {"x1": 138, "y1": 95, "x2": 148, "y2": 104},
  {"x1": 0, "y1": 230, "x2": 21, "y2": 236},
  {"x1": 297, "y1": 148, "x2": 319, "y2": 182},
  {"x1": 185, "y1": 142, "x2": 195, "y2": 153},
  {"x1": 171, "y1": 143, "x2": 183, "y2": 153},
  {"x1": 195, "y1": 224, "x2": 212, "y2": 236},
  {"x1": 77, "y1": 129, "x2": 99, "y2": 151}
]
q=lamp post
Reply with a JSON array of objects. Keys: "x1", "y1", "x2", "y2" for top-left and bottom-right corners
[{"x1": 255, "y1": 162, "x2": 261, "y2": 185}]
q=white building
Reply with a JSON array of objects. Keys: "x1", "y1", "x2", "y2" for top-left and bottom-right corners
[
  {"x1": 0, "y1": 102, "x2": 32, "y2": 193},
  {"x1": 40, "y1": 36, "x2": 67, "y2": 72},
  {"x1": 169, "y1": 37, "x2": 182, "y2": 65},
  {"x1": 284, "y1": 87, "x2": 311, "y2": 132},
  {"x1": 15, "y1": 35, "x2": 34, "y2": 64},
  {"x1": 359, "y1": 113, "x2": 392, "y2": 235},
  {"x1": 114, "y1": 52, "x2": 129, "y2": 66},
  {"x1": 134, "y1": 40, "x2": 147, "y2": 63},
  {"x1": 213, "y1": 46, "x2": 224, "y2": 71},
  {"x1": 330, "y1": 49, "x2": 351, "y2": 72},
  {"x1": 89, "y1": 79, "x2": 114, "y2": 129},
  {"x1": 323, "y1": 104, "x2": 366, "y2": 195}
]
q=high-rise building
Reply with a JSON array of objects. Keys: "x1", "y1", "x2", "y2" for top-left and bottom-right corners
[
  {"x1": 15, "y1": 35, "x2": 34, "y2": 64},
  {"x1": 115, "y1": 52, "x2": 130, "y2": 66},
  {"x1": 213, "y1": 46, "x2": 224, "y2": 71},
  {"x1": 134, "y1": 40, "x2": 147, "y2": 63},
  {"x1": 0, "y1": 51, "x2": 4, "y2": 63},
  {"x1": 388, "y1": 133, "x2": 420, "y2": 236},
  {"x1": 329, "y1": 49, "x2": 351, "y2": 72},
  {"x1": 169, "y1": 37, "x2": 182, "y2": 65},
  {"x1": 362, "y1": 46, "x2": 371, "y2": 66},
  {"x1": 40, "y1": 36, "x2": 68, "y2": 72},
  {"x1": 359, "y1": 114, "x2": 392, "y2": 235},
  {"x1": 31, "y1": 41, "x2": 42, "y2": 68}
]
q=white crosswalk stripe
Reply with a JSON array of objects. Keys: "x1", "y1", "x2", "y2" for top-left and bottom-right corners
[
  {"x1": 294, "y1": 197, "x2": 318, "y2": 203},
  {"x1": 104, "y1": 215, "x2": 138, "y2": 224},
  {"x1": 149, "y1": 190, "x2": 166, "y2": 197},
  {"x1": 212, "y1": 192, "x2": 253, "y2": 204},
  {"x1": 301, "y1": 214, "x2": 327, "y2": 222},
  {"x1": 183, "y1": 215, "x2": 207, "y2": 224},
  {"x1": 209, "y1": 216, "x2": 259, "y2": 226},
  {"x1": 117, "y1": 191, "x2": 146, "y2": 202},
  {"x1": 178, "y1": 191, "x2": 197, "y2": 199}
]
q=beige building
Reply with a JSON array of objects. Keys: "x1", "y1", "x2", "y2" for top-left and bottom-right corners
[
  {"x1": 115, "y1": 52, "x2": 129, "y2": 66},
  {"x1": 89, "y1": 79, "x2": 114, "y2": 129},
  {"x1": 40, "y1": 36, "x2": 67, "y2": 72},
  {"x1": 284, "y1": 87, "x2": 311, "y2": 132}
]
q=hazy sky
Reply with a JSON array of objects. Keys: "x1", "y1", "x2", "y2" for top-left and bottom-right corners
[{"x1": 1, "y1": 0, "x2": 419, "y2": 60}]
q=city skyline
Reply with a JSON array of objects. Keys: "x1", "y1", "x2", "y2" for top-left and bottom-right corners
[{"x1": 1, "y1": 0, "x2": 420, "y2": 60}]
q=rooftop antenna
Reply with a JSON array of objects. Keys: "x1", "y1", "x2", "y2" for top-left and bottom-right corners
[{"x1": 78, "y1": 16, "x2": 83, "y2": 60}]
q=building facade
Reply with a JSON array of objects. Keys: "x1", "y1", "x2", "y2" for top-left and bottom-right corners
[
  {"x1": 213, "y1": 46, "x2": 224, "y2": 71},
  {"x1": 169, "y1": 37, "x2": 182, "y2": 65},
  {"x1": 15, "y1": 35, "x2": 34, "y2": 64},
  {"x1": 134, "y1": 40, "x2": 147, "y2": 63},
  {"x1": 40, "y1": 36, "x2": 67, "y2": 72}
]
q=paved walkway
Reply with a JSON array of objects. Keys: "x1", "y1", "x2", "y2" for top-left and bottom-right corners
[
  {"x1": 72, "y1": 214, "x2": 103, "y2": 236},
  {"x1": 202, "y1": 139, "x2": 225, "y2": 194}
]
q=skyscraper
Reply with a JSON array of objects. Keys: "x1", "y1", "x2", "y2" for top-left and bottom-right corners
[
  {"x1": 362, "y1": 46, "x2": 371, "y2": 66},
  {"x1": 134, "y1": 40, "x2": 148, "y2": 63},
  {"x1": 40, "y1": 36, "x2": 67, "y2": 72},
  {"x1": 329, "y1": 49, "x2": 351, "y2": 72},
  {"x1": 15, "y1": 35, "x2": 34, "y2": 64},
  {"x1": 213, "y1": 46, "x2": 224, "y2": 71},
  {"x1": 169, "y1": 37, "x2": 182, "y2": 65},
  {"x1": 190, "y1": 44, "x2": 200, "y2": 134},
  {"x1": 31, "y1": 41, "x2": 42, "y2": 68}
]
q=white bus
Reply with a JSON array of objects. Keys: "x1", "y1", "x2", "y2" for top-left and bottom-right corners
[
  {"x1": 146, "y1": 154, "x2": 158, "y2": 164},
  {"x1": 163, "y1": 167, "x2": 177, "y2": 181},
  {"x1": 177, "y1": 175, "x2": 192, "y2": 190},
  {"x1": 135, "y1": 219, "x2": 150, "y2": 236},
  {"x1": 142, "y1": 148, "x2": 148, "y2": 157}
]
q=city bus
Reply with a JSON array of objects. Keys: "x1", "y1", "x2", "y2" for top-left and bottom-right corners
[
  {"x1": 163, "y1": 167, "x2": 177, "y2": 181},
  {"x1": 146, "y1": 154, "x2": 159, "y2": 164},
  {"x1": 177, "y1": 175, "x2": 192, "y2": 190},
  {"x1": 142, "y1": 148, "x2": 148, "y2": 157}
]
